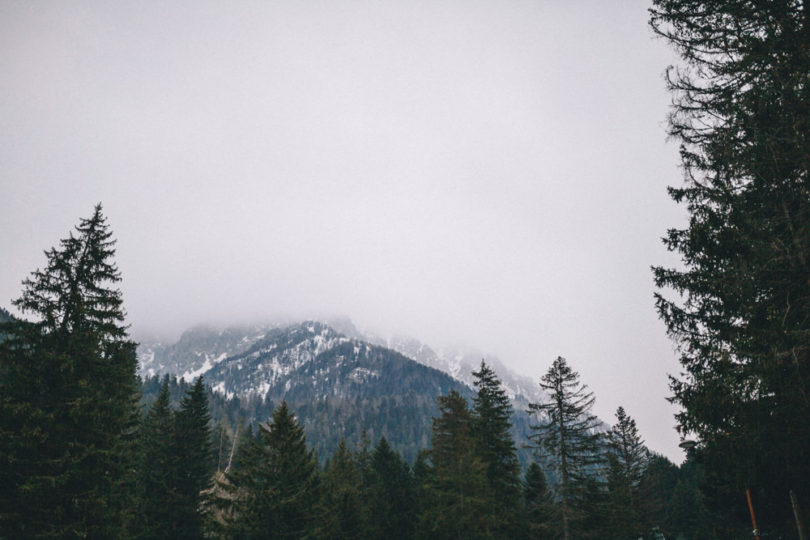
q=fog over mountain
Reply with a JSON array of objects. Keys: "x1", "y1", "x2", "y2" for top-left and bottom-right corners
[
  {"x1": 135, "y1": 319, "x2": 552, "y2": 466},
  {"x1": 2, "y1": 1, "x2": 684, "y2": 461}
]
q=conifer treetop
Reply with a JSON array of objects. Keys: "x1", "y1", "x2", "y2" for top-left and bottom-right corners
[{"x1": 14, "y1": 203, "x2": 128, "y2": 343}]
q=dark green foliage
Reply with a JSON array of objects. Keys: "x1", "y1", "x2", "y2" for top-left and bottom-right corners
[
  {"x1": 140, "y1": 373, "x2": 257, "y2": 464},
  {"x1": 471, "y1": 361, "x2": 526, "y2": 536},
  {"x1": 528, "y1": 357, "x2": 603, "y2": 540},
  {"x1": 604, "y1": 407, "x2": 648, "y2": 539},
  {"x1": 419, "y1": 390, "x2": 493, "y2": 538},
  {"x1": 637, "y1": 453, "x2": 680, "y2": 534},
  {"x1": 523, "y1": 462, "x2": 554, "y2": 537},
  {"x1": 650, "y1": 1, "x2": 810, "y2": 535},
  {"x1": 0, "y1": 205, "x2": 140, "y2": 538},
  {"x1": 368, "y1": 436, "x2": 417, "y2": 540},
  {"x1": 472, "y1": 363, "x2": 522, "y2": 494},
  {"x1": 578, "y1": 476, "x2": 611, "y2": 540},
  {"x1": 140, "y1": 372, "x2": 459, "y2": 466},
  {"x1": 207, "y1": 337, "x2": 469, "y2": 463},
  {"x1": 134, "y1": 376, "x2": 215, "y2": 538},
  {"x1": 667, "y1": 477, "x2": 710, "y2": 539},
  {"x1": 216, "y1": 401, "x2": 319, "y2": 539},
  {"x1": 136, "y1": 381, "x2": 176, "y2": 538},
  {"x1": 0, "y1": 307, "x2": 12, "y2": 341},
  {"x1": 319, "y1": 439, "x2": 369, "y2": 539},
  {"x1": 173, "y1": 376, "x2": 214, "y2": 538},
  {"x1": 292, "y1": 393, "x2": 441, "y2": 464}
]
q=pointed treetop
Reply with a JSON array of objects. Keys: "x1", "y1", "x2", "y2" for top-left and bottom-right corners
[{"x1": 14, "y1": 203, "x2": 127, "y2": 342}]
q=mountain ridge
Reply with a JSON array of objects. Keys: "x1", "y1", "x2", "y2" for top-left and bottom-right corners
[
  {"x1": 137, "y1": 317, "x2": 545, "y2": 407},
  {"x1": 139, "y1": 319, "x2": 477, "y2": 463}
]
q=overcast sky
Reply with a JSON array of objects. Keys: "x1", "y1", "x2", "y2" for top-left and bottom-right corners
[{"x1": 1, "y1": 1, "x2": 688, "y2": 461}]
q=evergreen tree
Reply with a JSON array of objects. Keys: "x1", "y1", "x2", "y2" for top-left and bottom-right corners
[
  {"x1": 216, "y1": 401, "x2": 319, "y2": 539},
  {"x1": 0, "y1": 204, "x2": 140, "y2": 537},
  {"x1": 604, "y1": 406, "x2": 648, "y2": 539},
  {"x1": 319, "y1": 438, "x2": 368, "y2": 539},
  {"x1": 203, "y1": 419, "x2": 251, "y2": 537},
  {"x1": 368, "y1": 436, "x2": 416, "y2": 540},
  {"x1": 173, "y1": 376, "x2": 214, "y2": 538},
  {"x1": 528, "y1": 357, "x2": 603, "y2": 540},
  {"x1": 650, "y1": 1, "x2": 810, "y2": 533},
  {"x1": 637, "y1": 453, "x2": 680, "y2": 536},
  {"x1": 471, "y1": 360, "x2": 524, "y2": 535},
  {"x1": 523, "y1": 462, "x2": 555, "y2": 538},
  {"x1": 419, "y1": 390, "x2": 493, "y2": 539},
  {"x1": 667, "y1": 477, "x2": 710, "y2": 540},
  {"x1": 136, "y1": 381, "x2": 176, "y2": 539},
  {"x1": 579, "y1": 476, "x2": 611, "y2": 540}
]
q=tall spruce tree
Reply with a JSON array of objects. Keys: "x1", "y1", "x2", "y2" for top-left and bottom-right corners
[
  {"x1": 604, "y1": 407, "x2": 648, "y2": 539},
  {"x1": 369, "y1": 436, "x2": 416, "y2": 540},
  {"x1": 319, "y1": 438, "x2": 368, "y2": 539},
  {"x1": 650, "y1": 1, "x2": 810, "y2": 534},
  {"x1": 0, "y1": 204, "x2": 139, "y2": 537},
  {"x1": 471, "y1": 361, "x2": 523, "y2": 523},
  {"x1": 136, "y1": 381, "x2": 176, "y2": 539},
  {"x1": 528, "y1": 356, "x2": 603, "y2": 540},
  {"x1": 523, "y1": 462, "x2": 555, "y2": 538},
  {"x1": 217, "y1": 401, "x2": 319, "y2": 539},
  {"x1": 173, "y1": 376, "x2": 214, "y2": 538},
  {"x1": 419, "y1": 390, "x2": 493, "y2": 538}
]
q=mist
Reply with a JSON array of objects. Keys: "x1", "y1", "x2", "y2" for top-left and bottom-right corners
[{"x1": 1, "y1": 1, "x2": 685, "y2": 461}]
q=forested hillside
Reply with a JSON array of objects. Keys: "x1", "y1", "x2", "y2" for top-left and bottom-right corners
[
  {"x1": 3, "y1": 1, "x2": 810, "y2": 536},
  {"x1": 138, "y1": 319, "x2": 546, "y2": 466},
  {"x1": 0, "y1": 204, "x2": 755, "y2": 538},
  {"x1": 141, "y1": 367, "x2": 465, "y2": 465}
]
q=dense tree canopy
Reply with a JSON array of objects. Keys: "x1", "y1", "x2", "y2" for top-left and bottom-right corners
[
  {"x1": 0, "y1": 205, "x2": 140, "y2": 537},
  {"x1": 523, "y1": 462, "x2": 554, "y2": 537},
  {"x1": 173, "y1": 376, "x2": 214, "y2": 538},
  {"x1": 368, "y1": 436, "x2": 417, "y2": 540},
  {"x1": 651, "y1": 0, "x2": 810, "y2": 534},
  {"x1": 528, "y1": 357, "x2": 603, "y2": 540},
  {"x1": 216, "y1": 401, "x2": 319, "y2": 539},
  {"x1": 420, "y1": 390, "x2": 492, "y2": 538},
  {"x1": 0, "y1": 202, "x2": 737, "y2": 538},
  {"x1": 604, "y1": 406, "x2": 648, "y2": 539},
  {"x1": 137, "y1": 382, "x2": 176, "y2": 538},
  {"x1": 472, "y1": 362, "x2": 521, "y2": 495},
  {"x1": 471, "y1": 361, "x2": 525, "y2": 535},
  {"x1": 319, "y1": 439, "x2": 368, "y2": 539}
]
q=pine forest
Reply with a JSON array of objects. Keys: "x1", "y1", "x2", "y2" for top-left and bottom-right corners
[{"x1": 2, "y1": 1, "x2": 810, "y2": 538}]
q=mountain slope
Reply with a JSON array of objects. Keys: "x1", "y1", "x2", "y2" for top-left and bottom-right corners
[
  {"x1": 138, "y1": 321, "x2": 472, "y2": 461},
  {"x1": 138, "y1": 323, "x2": 278, "y2": 379},
  {"x1": 137, "y1": 319, "x2": 544, "y2": 405},
  {"x1": 135, "y1": 320, "x2": 554, "y2": 465}
]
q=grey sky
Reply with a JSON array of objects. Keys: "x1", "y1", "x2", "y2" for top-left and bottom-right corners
[{"x1": 2, "y1": 1, "x2": 687, "y2": 461}]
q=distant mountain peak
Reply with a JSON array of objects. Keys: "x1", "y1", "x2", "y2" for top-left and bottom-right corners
[{"x1": 136, "y1": 317, "x2": 545, "y2": 406}]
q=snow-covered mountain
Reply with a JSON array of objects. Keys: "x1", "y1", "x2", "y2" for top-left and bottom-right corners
[
  {"x1": 136, "y1": 318, "x2": 544, "y2": 407},
  {"x1": 134, "y1": 319, "x2": 575, "y2": 466},
  {"x1": 313, "y1": 317, "x2": 544, "y2": 404},
  {"x1": 377, "y1": 336, "x2": 544, "y2": 405},
  {"x1": 137, "y1": 320, "x2": 474, "y2": 463},
  {"x1": 137, "y1": 323, "x2": 281, "y2": 380}
]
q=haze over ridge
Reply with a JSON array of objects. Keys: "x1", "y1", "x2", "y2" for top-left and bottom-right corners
[{"x1": 1, "y1": 1, "x2": 684, "y2": 462}]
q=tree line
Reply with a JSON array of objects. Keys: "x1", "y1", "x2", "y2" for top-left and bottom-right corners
[
  {"x1": 650, "y1": 0, "x2": 810, "y2": 536},
  {"x1": 134, "y1": 359, "x2": 706, "y2": 539},
  {"x1": 0, "y1": 205, "x2": 705, "y2": 538},
  {"x1": 3, "y1": 0, "x2": 810, "y2": 534}
]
